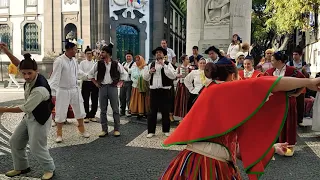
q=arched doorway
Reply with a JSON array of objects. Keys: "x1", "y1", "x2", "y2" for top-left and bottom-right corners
[
  {"x1": 116, "y1": 25, "x2": 139, "y2": 63},
  {"x1": 64, "y1": 23, "x2": 77, "y2": 41}
]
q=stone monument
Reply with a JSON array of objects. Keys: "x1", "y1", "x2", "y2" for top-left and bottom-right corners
[{"x1": 186, "y1": 0, "x2": 252, "y2": 55}]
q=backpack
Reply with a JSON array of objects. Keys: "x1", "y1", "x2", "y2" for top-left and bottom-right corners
[{"x1": 289, "y1": 60, "x2": 306, "y2": 67}]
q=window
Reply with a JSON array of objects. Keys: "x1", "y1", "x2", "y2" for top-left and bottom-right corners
[
  {"x1": 0, "y1": 0, "x2": 8, "y2": 8},
  {"x1": 26, "y1": 0, "x2": 37, "y2": 6},
  {"x1": 0, "y1": 24, "x2": 11, "y2": 50},
  {"x1": 23, "y1": 23, "x2": 40, "y2": 52}
]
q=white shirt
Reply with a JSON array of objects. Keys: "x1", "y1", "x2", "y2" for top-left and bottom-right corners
[
  {"x1": 131, "y1": 66, "x2": 148, "y2": 88},
  {"x1": 88, "y1": 61, "x2": 127, "y2": 85},
  {"x1": 286, "y1": 60, "x2": 303, "y2": 71},
  {"x1": 227, "y1": 43, "x2": 240, "y2": 59},
  {"x1": 184, "y1": 70, "x2": 205, "y2": 95},
  {"x1": 273, "y1": 65, "x2": 286, "y2": 77},
  {"x1": 165, "y1": 48, "x2": 176, "y2": 63},
  {"x1": 244, "y1": 69, "x2": 254, "y2": 78},
  {"x1": 143, "y1": 61, "x2": 176, "y2": 89},
  {"x1": 122, "y1": 60, "x2": 136, "y2": 82},
  {"x1": 177, "y1": 64, "x2": 191, "y2": 84},
  {"x1": 206, "y1": 57, "x2": 219, "y2": 64},
  {"x1": 79, "y1": 59, "x2": 96, "y2": 81},
  {"x1": 49, "y1": 54, "x2": 85, "y2": 95}
]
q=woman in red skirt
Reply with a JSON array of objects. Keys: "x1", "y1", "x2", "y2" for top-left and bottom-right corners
[
  {"x1": 161, "y1": 56, "x2": 320, "y2": 180},
  {"x1": 264, "y1": 51, "x2": 305, "y2": 156},
  {"x1": 174, "y1": 55, "x2": 193, "y2": 118}
]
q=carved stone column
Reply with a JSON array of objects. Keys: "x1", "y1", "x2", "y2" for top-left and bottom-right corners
[
  {"x1": 97, "y1": 0, "x2": 110, "y2": 43},
  {"x1": 186, "y1": 0, "x2": 203, "y2": 55},
  {"x1": 152, "y1": 0, "x2": 165, "y2": 51}
]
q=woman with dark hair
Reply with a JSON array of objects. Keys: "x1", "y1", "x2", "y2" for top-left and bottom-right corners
[
  {"x1": 264, "y1": 51, "x2": 305, "y2": 157},
  {"x1": 160, "y1": 55, "x2": 320, "y2": 179},
  {"x1": 174, "y1": 55, "x2": 193, "y2": 118},
  {"x1": 0, "y1": 53, "x2": 55, "y2": 180},
  {"x1": 238, "y1": 56, "x2": 262, "y2": 79},
  {"x1": 227, "y1": 34, "x2": 242, "y2": 62}
]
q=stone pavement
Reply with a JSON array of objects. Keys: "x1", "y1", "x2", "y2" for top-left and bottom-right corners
[{"x1": 0, "y1": 89, "x2": 320, "y2": 180}]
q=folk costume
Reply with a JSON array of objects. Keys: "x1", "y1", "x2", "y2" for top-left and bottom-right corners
[
  {"x1": 49, "y1": 45, "x2": 89, "y2": 143},
  {"x1": 173, "y1": 64, "x2": 192, "y2": 118},
  {"x1": 6, "y1": 74, "x2": 55, "y2": 179},
  {"x1": 88, "y1": 50, "x2": 127, "y2": 137},
  {"x1": 120, "y1": 51, "x2": 136, "y2": 116},
  {"x1": 161, "y1": 70, "x2": 288, "y2": 180},
  {"x1": 129, "y1": 55, "x2": 150, "y2": 117},
  {"x1": 264, "y1": 65, "x2": 304, "y2": 152},
  {"x1": 238, "y1": 69, "x2": 262, "y2": 79},
  {"x1": 143, "y1": 47, "x2": 176, "y2": 138}
]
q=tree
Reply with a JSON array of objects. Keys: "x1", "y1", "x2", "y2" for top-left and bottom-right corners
[{"x1": 172, "y1": 0, "x2": 187, "y2": 14}]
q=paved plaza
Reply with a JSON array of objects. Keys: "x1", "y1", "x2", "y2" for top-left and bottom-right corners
[{"x1": 0, "y1": 87, "x2": 320, "y2": 180}]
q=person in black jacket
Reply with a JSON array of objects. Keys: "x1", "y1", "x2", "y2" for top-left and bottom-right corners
[{"x1": 0, "y1": 53, "x2": 55, "y2": 180}]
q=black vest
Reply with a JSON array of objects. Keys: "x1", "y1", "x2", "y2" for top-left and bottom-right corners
[
  {"x1": 150, "y1": 61, "x2": 173, "y2": 87},
  {"x1": 97, "y1": 60, "x2": 120, "y2": 86},
  {"x1": 122, "y1": 61, "x2": 135, "y2": 80},
  {"x1": 24, "y1": 74, "x2": 54, "y2": 125}
]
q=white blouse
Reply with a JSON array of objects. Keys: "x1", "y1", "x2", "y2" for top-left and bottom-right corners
[
  {"x1": 184, "y1": 70, "x2": 205, "y2": 95},
  {"x1": 273, "y1": 65, "x2": 286, "y2": 77},
  {"x1": 227, "y1": 43, "x2": 240, "y2": 59},
  {"x1": 177, "y1": 64, "x2": 191, "y2": 84}
]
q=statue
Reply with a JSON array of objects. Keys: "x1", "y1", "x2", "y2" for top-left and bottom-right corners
[
  {"x1": 112, "y1": 0, "x2": 148, "y2": 10},
  {"x1": 66, "y1": 30, "x2": 76, "y2": 40},
  {"x1": 64, "y1": 0, "x2": 77, "y2": 5},
  {"x1": 205, "y1": 0, "x2": 230, "y2": 25}
]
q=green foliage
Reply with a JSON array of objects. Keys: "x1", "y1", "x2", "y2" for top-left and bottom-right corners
[
  {"x1": 265, "y1": 0, "x2": 318, "y2": 34},
  {"x1": 172, "y1": 0, "x2": 187, "y2": 14}
]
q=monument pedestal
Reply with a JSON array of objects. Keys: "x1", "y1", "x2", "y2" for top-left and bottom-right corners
[{"x1": 186, "y1": 0, "x2": 252, "y2": 56}]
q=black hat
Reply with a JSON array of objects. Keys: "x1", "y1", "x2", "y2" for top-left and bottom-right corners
[
  {"x1": 85, "y1": 46, "x2": 92, "y2": 54},
  {"x1": 65, "y1": 42, "x2": 76, "y2": 50},
  {"x1": 216, "y1": 57, "x2": 234, "y2": 65},
  {"x1": 204, "y1": 46, "x2": 222, "y2": 57},
  {"x1": 101, "y1": 43, "x2": 114, "y2": 56},
  {"x1": 152, "y1": 47, "x2": 167, "y2": 56},
  {"x1": 126, "y1": 50, "x2": 133, "y2": 56}
]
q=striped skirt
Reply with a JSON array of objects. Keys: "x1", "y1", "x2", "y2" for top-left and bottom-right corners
[
  {"x1": 129, "y1": 87, "x2": 150, "y2": 116},
  {"x1": 51, "y1": 96, "x2": 75, "y2": 120},
  {"x1": 160, "y1": 149, "x2": 241, "y2": 180},
  {"x1": 174, "y1": 82, "x2": 189, "y2": 118}
]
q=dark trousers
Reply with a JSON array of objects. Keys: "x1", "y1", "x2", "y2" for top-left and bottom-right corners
[
  {"x1": 120, "y1": 81, "x2": 133, "y2": 114},
  {"x1": 81, "y1": 81, "x2": 99, "y2": 118},
  {"x1": 187, "y1": 93, "x2": 198, "y2": 112},
  {"x1": 148, "y1": 89, "x2": 170, "y2": 133},
  {"x1": 170, "y1": 83, "x2": 175, "y2": 113},
  {"x1": 296, "y1": 93, "x2": 305, "y2": 124}
]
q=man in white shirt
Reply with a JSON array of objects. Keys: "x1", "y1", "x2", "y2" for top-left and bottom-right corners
[
  {"x1": 204, "y1": 46, "x2": 220, "y2": 64},
  {"x1": 161, "y1": 40, "x2": 177, "y2": 121},
  {"x1": 79, "y1": 46, "x2": 99, "y2": 123},
  {"x1": 120, "y1": 50, "x2": 136, "y2": 117},
  {"x1": 50, "y1": 42, "x2": 90, "y2": 143},
  {"x1": 143, "y1": 47, "x2": 176, "y2": 138},
  {"x1": 286, "y1": 48, "x2": 308, "y2": 126},
  {"x1": 88, "y1": 44, "x2": 127, "y2": 137},
  {"x1": 161, "y1": 40, "x2": 176, "y2": 65}
]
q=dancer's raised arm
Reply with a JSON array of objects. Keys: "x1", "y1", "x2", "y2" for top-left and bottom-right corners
[
  {"x1": 272, "y1": 76, "x2": 320, "y2": 92},
  {"x1": 0, "y1": 43, "x2": 20, "y2": 66}
]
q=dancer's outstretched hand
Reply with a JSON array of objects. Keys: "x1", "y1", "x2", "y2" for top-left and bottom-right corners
[
  {"x1": 274, "y1": 142, "x2": 289, "y2": 156},
  {"x1": 307, "y1": 78, "x2": 320, "y2": 91}
]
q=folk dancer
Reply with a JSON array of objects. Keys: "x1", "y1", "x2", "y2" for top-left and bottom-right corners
[
  {"x1": 204, "y1": 46, "x2": 220, "y2": 64},
  {"x1": 184, "y1": 57, "x2": 207, "y2": 112},
  {"x1": 88, "y1": 44, "x2": 127, "y2": 137},
  {"x1": 79, "y1": 46, "x2": 99, "y2": 123},
  {"x1": 49, "y1": 42, "x2": 90, "y2": 143},
  {"x1": 143, "y1": 47, "x2": 176, "y2": 138},
  {"x1": 161, "y1": 40, "x2": 177, "y2": 121},
  {"x1": 238, "y1": 56, "x2": 262, "y2": 79},
  {"x1": 287, "y1": 47, "x2": 309, "y2": 126},
  {"x1": 0, "y1": 54, "x2": 55, "y2": 180},
  {"x1": 161, "y1": 56, "x2": 320, "y2": 180},
  {"x1": 174, "y1": 55, "x2": 193, "y2": 118},
  {"x1": 7, "y1": 62, "x2": 21, "y2": 88},
  {"x1": 129, "y1": 55, "x2": 150, "y2": 119},
  {"x1": 264, "y1": 51, "x2": 305, "y2": 156},
  {"x1": 120, "y1": 50, "x2": 136, "y2": 117}
]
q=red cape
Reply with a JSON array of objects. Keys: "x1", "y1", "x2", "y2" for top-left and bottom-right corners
[{"x1": 162, "y1": 76, "x2": 288, "y2": 179}]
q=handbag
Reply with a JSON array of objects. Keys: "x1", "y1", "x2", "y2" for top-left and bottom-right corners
[{"x1": 137, "y1": 75, "x2": 149, "y2": 93}]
